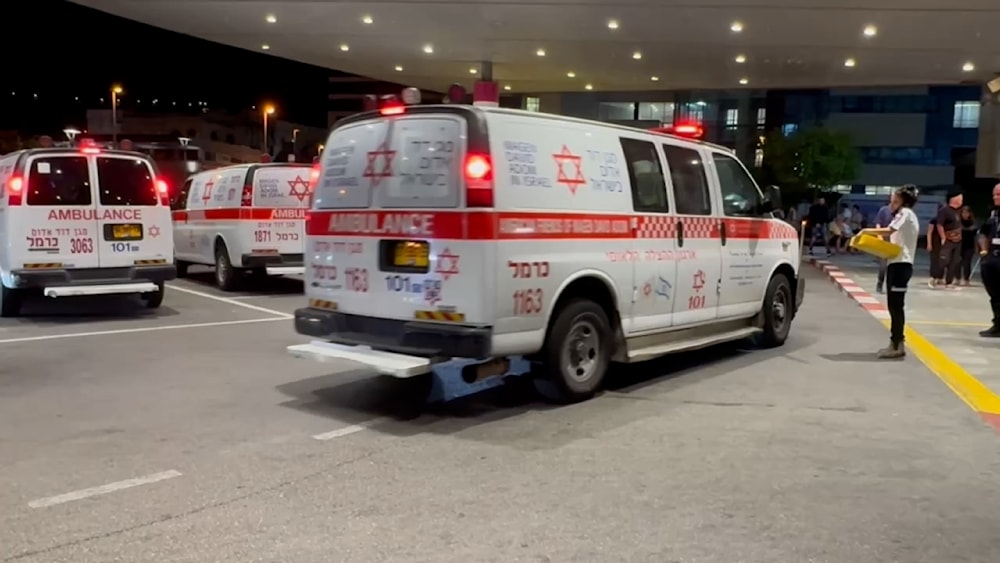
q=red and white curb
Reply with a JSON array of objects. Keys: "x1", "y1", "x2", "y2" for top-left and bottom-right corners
[{"x1": 806, "y1": 258, "x2": 889, "y2": 320}]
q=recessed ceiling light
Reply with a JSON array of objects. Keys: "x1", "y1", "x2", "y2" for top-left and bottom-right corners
[
  {"x1": 735, "y1": 54, "x2": 747, "y2": 63},
  {"x1": 607, "y1": 19, "x2": 619, "y2": 30},
  {"x1": 585, "y1": 84, "x2": 594, "y2": 91},
  {"x1": 844, "y1": 57, "x2": 856, "y2": 67},
  {"x1": 361, "y1": 15, "x2": 373, "y2": 25},
  {"x1": 650, "y1": 76, "x2": 660, "y2": 81},
  {"x1": 422, "y1": 44, "x2": 434, "y2": 54},
  {"x1": 469, "y1": 68, "x2": 478, "y2": 74},
  {"x1": 567, "y1": 71, "x2": 576, "y2": 78},
  {"x1": 339, "y1": 44, "x2": 350, "y2": 52},
  {"x1": 261, "y1": 44, "x2": 270, "y2": 50},
  {"x1": 962, "y1": 61, "x2": 975, "y2": 72},
  {"x1": 265, "y1": 14, "x2": 277, "y2": 24},
  {"x1": 730, "y1": 21, "x2": 743, "y2": 33},
  {"x1": 503, "y1": 85, "x2": 512, "y2": 91},
  {"x1": 394, "y1": 65, "x2": 403, "y2": 72},
  {"x1": 536, "y1": 48, "x2": 546, "y2": 57},
  {"x1": 863, "y1": 24, "x2": 877, "y2": 37},
  {"x1": 739, "y1": 77, "x2": 749, "y2": 85},
  {"x1": 632, "y1": 51, "x2": 642, "y2": 60}
]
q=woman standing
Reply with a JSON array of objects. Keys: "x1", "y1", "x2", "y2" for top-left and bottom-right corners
[
  {"x1": 860, "y1": 185, "x2": 920, "y2": 359},
  {"x1": 959, "y1": 206, "x2": 977, "y2": 286},
  {"x1": 926, "y1": 208, "x2": 943, "y2": 287}
]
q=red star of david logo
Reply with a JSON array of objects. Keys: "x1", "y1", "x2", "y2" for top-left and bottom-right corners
[
  {"x1": 362, "y1": 141, "x2": 396, "y2": 187},
  {"x1": 435, "y1": 247, "x2": 460, "y2": 281},
  {"x1": 553, "y1": 145, "x2": 586, "y2": 195},
  {"x1": 643, "y1": 282, "x2": 653, "y2": 297},
  {"x1": 692, "y1": 270, "x2": 706, "y2": 293},
  {"x1": 287, "y1": 175, "x2": 310, "y2": 202},
  {"x1": 148, "y1": 225, "x2": 161, "y2": 238},
  {"x1": 201, "y1": 179, "x2": 214, "y2": 203}
]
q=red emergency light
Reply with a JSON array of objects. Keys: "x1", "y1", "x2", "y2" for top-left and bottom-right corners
[
  {"x1": 378, "y1": 94, "x2": 405, "y2": 116},
  {"x1": 78, "y1": 138, "x2": 101, "y2": 154},
  {"x1": 649, "y1": 123, "x2": 704, "y2": 139}
]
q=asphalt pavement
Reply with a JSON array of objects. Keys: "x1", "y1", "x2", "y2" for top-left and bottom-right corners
[{"x1": 2, "y1": 267, "x2": 999, "y2": 563}]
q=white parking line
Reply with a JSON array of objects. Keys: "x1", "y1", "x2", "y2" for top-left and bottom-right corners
[
  {"x1": 27, "y1": 470, "x2": 182, "y2": 509},
  {"x1": 312, "y1": 417, "x2": 392, "y2": 441},
  {"x1": 167, "y1": 284, "x2": 293, "y2": 318},
  {"x1": 0, "y1": 317, "x2": 286, "y2": 345}
]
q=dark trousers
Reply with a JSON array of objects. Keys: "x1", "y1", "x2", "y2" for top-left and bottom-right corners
[
  {"x1": 983, "y1": 260, "x2": 1000, "y2": 328},
  {"x1": 960, "y1": 247, "x2": 975, "y2": 282},
  {"x1": 940, "y1": 240, "x2": 962, "y2": 284},
  {"x1": 929, "y1": 243, "x2": 943, "y2": 279},
  {"x1": 877, "y1": 259, "x2": 887, "y2": 286},
  {"x1": 886, "y1": 263, "x2": 913, "y2": 345}
]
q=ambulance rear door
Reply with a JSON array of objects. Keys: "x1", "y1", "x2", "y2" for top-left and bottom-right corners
[
  {"x1": 249, "y1": 164, "x2": 311, "y2": 256},
  {"x1": 11, "y1": 152, "x2": 101, "y2": 271},
  {"x1": 308, "y1": 107, "x2": 492, "y2": 325},
  {"x1": 93, "y1": 154, "x2": 172, "y2": 269}
]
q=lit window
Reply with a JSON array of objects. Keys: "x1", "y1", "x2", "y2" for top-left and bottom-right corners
[
  {"x1": 754, "y1": 148, "x2": 764, "y2": 168},
  {"x1": 638, "y1": 102, "x2": 675, "y2": 125},
  {"x1": 782, "y1": 123, "x2": 798, "y2": 136},
  {"x1": 599, "y1": 102, "x2": 635, "y2": 121},
  {"x1": 525, "y1": 96, "x2": 541, "y2": 112},
  {"x1": 725, "y1": 108, "x2": 739, "y2": 130},
  {"x1": 756, "y1": 107, "x2": 766, "y2": 126},
  {"x1": 952, "y1": 101, "x2": 980, "y2": 128}
]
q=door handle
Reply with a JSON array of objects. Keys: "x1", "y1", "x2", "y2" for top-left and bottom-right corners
[
  {"x1": 676, "y1": 220, "x2": 684, "y2": 248},
  {"x1": 719, "y1": 222, "x2": 727, "y2": 246}
]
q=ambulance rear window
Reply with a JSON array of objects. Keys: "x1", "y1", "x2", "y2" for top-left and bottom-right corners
[
  {"x1": 26, "y1": 156, "x2": 93, "y2": 206},
  {"x1": 97, "y1": 157, "x2": 159, "y2": 206}
]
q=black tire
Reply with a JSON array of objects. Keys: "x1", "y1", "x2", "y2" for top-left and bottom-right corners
[
  {"x1": 175, "y1": 260, "x2": 189, "y2": 278},
  {"x1": 754, "y1": 274, "x2": 793, "y2": 348},
  {"x1": 0, "y1": 284, "x2": 23, "y2": 318},
  {"x1": 535, "y1": 299, "x2": 612, "y2": 404},
  {"x1": 214, "y1": 243, "x2": 240, "y2": 291},
  {"x1": 142, "y1": 282, "x2": 165, "y2": 309}
]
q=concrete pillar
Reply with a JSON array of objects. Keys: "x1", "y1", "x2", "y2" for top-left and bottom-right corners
[
  {"x1": 735, "y1": 94, "x2": 754, "y2": 165},
  {"x1": 976, "y1": 81, "x2": 1000, "y2": 178}
]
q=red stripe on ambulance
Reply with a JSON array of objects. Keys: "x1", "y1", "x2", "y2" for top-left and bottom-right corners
[{"x1": 172, "y1": 208, "x2": 306, "y2": 223}]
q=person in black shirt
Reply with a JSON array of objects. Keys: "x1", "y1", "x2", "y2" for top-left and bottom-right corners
[
  {"x1": 935, "y1": 190, "x2": 963, "y2": 289},
  {"x1": 959, "y1": 206, "x2": 977, "y2": 286},
  {"x1": 807, "y1": 197, "x2": 830, "y2": 255},
  {"x1": 926, "y1": 212, "x2": 943, "y2": 287},
  {"x1": 978, "y1": 184, "x2": 1000, "y2": 337}
]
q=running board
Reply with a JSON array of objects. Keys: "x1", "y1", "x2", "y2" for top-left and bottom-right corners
[
  {"x1": 44, "y1": 282, "x2": 160, "y2": 298},
  {"x1": 266, "y1": 266, "x2": 305, "y2": 276},
  {"x1": 625, "y1": 326, "x2": 762, "y2": 363},
  {"x1": 287, "y1": 340, "x2": 433, "y2": 378}
]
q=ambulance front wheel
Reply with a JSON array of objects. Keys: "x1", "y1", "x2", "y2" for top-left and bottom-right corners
[
  {"x1": 142, "y1": 282, "x2": 165, "y2": 309},
  {"x1": 175, "y1": 260, "x2": 189, "y2": 278},
  {"x1": 536, "y1": 299, "x2": 612, "y2": 404},
  {"x1": 754, "y1": 273, "x2": 792, "y2": 348},
  {"x1": 0, "y1": 284, "x2": 24, "y2": 318}
]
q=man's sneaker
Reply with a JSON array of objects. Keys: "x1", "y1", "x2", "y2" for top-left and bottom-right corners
[
  {"x1": 875, "y1": 284, "x2": 884, "y2": 294},
  {"x1": 979, "y1": 326, "x2": 1000, "y2": 338},
  {"x1": 877, "y1": 342, "x2": 906, "y2": 359}
]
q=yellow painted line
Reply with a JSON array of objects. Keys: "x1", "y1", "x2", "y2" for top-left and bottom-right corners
[
  {"x1": 907, "y1": 320, "x2": 991, "y2": 328},
  {"x1": 881, "y1": 319, "x2": 1000, "y2": 415}
]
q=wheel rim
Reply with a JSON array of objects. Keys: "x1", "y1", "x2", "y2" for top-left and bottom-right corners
[
  {"x1": 772, "y1": 285, "x2": 789, "y2": 334},
  {"x1": 560, "y1": 316, "x2": 601, "y2": 383},
  {"x1": 216, "y1": 254, "x2": 228, "y2": 285}
]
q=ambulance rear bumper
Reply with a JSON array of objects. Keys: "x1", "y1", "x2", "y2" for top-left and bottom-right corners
[
  {"x1": 9, "y1": 265, "x2": 176, "y2": 289},
  {"x1": 241, "y1": 253, "x2": 304, "y2": 269},
  {"x1": 293, "y1": 307, "x2": 492, "y2": 359}
]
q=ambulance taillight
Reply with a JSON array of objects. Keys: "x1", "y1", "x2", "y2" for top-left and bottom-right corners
[
  {"x1": 464, "y1": 153, "x2": 494, "y2": 208},
  {"x1": 306, "y1": 162, "x2": 321, "y2": 207},
  {"x1": 6, "y1": 176, "x2": 24, "y2": 206},
  {"x1": 156, "y1": 179, "x2": 170, "y2": 206}
]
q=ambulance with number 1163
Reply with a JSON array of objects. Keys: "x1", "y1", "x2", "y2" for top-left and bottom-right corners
[{"x1": 289, "y1": 97, "x2": 804, "y2": 404}]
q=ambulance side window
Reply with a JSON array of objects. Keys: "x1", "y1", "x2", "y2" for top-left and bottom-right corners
[
  {"x1": 172, "y1": 179, "x2": 192, "y2": 210},
  {"x1": 619, "y1": 138, "x2": 668, "y2": 213},
  {"x1": 662, "y1": 145, "x2": 711, "y2": 216},
  {"x1": 713, "y1": 153, "x2": 763, "y2": 217}
]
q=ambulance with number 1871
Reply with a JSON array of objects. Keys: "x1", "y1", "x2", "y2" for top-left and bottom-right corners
[{"x1": 288, "y1": 96, "x2": 804, "y2": 404}]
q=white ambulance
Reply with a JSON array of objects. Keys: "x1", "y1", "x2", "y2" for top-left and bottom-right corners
[
  {"x1": 289, "y1": 104, "x2": 804, "y2": 403},
  {"x1": 0, "y1": 143, "x2": 176, "y2": 317},
  {"x1": 171, "y1": 163, "x2": 313, "y2": 290}
]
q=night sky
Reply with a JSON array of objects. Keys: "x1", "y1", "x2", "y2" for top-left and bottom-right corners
[{"x1": 3, "y1": 0, "x2": 335, "y2": 134}]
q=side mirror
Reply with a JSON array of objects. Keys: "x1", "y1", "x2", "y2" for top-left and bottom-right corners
[{"x1": 760, "y1": 185, "x2": 782, "y2": 214}]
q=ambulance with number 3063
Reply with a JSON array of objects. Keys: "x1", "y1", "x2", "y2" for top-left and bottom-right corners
[
  {"x1": 289, "y1": 98, "x2": 804, "y2": 404},
  {"x1": 0, "y1": 141, "x2": 176, "y2": 318}
]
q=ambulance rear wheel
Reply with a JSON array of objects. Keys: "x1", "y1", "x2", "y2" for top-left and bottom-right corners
[
  {"x1": 754, "y1": 273, "x2": 792, "y2": 348},
  {"x1": 0, "y1": 285, "x2": 23, "y2": 318},
  {"x1": 214, "y1": 244, "x2": 240, "y2": 291},
  {"x1": 175, "y1": 260, "x2": 189, "y2": 278},
  {"x1": 536, "y1": 299, "x2": 612, "y2": 404},
  {"x1": 142, "y1": 282, "x2": 165, "y2": 309}
]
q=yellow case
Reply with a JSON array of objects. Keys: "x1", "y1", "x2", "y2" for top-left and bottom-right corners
[{"x1": 849, "y1": 233, "x2": 901, "y2": 260}]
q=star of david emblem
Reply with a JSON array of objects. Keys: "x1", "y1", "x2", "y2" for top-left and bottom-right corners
[
  {"x1": 287, "y1": 175, "x2": 310, "y2": 202},
  {"x1": 692, "y1": 270, "x2": 706, "y2": 293},
  {"x1": 552, "y1": 145, "x2": 586, "y2": 195},
  {"x1": 201, "y1": 179, "x2": 215, "y2": 203},
  {"x1": 362, "y1": 141, "x2": 396, "y2": 187},
  {"x1": 435, "y1": 248, "x2": 460, "y2": 281},
  {"x1": 148, "y1": 225, "x2": 161, "y2": 238}
]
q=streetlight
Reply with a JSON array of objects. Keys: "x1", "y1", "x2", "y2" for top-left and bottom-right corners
[
  {"x1": 111, "y1": 85, "x2": 123, "y2": 144},
  {"x1": 262, "y1": 105, "x2": 276, "y2": 155},
  {"x1": 63, "y1": 128, "x2": 81, "y2": 143}
]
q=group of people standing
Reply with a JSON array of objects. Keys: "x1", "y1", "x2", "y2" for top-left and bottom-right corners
[{"x1": 803, "y1": 184, "x2": 1000, "y2": 359}]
